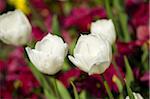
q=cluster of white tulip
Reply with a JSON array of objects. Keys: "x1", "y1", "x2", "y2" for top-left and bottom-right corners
[
  {"x1": 0, "y1": 10, "x2": 116, "y2": 75},
  {"x1": 0, "y1": 10, "x2": 144, "y2": 99}
]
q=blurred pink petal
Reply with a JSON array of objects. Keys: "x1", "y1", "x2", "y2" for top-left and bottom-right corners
[
  {"x1": 137, "y1": 25, "x2": 149, "y2": 41},
  {"x1": 58, "y1": 68, "x2": 82, "y2": 87},
  {"x1": 32, "y1": 26, "x2": 45, "y2": 41},
  {"x1": 62, "y1": 30, "x2": 72, "y2": 44},
  {"x1": 0, "y1": 0, "x2": 6, "y2": 12},
  {"x1": 140, "y1": 71, "x2": 150, "y2": 82},
  {"x1": 64, "y1": 7, "x2": 106, "y2": 31}
]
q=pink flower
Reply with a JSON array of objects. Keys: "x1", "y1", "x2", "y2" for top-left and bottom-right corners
[
  {"x1": 30, "y1": 0, "x2": 48, "y2": 10},
  {"x1": 64, "y1": 7, "x2": 106, "y2": 31},
  {"x1": 125, "y1": 0, "x2": 144, "y2": 7},
  {"x1": 140, "y1": 71, "x2": 150, "y2": 86},
  {"x1": 128, "y1": 3, "x2": 149, "y2": 28},
  {"x1": 133, "y1": 68, "x2": 149, "y2": 86},
  {"x1": 0, "y1": 47, "x2": 40, "y2": 98},
  {"x1": 32, "y1": 26, "x2": 45, "y2": 41},
  {"x1": 137, "y1": 25, "x2": 149, "y2": 42},
  {"x1": 117, "y1": 41, "x2": 140, "y2": 55},
  {"x1": 58, "y1": 68, "x2": 82, "y2": 87},
  {"x1": 0, "y1": 0, "x2": 6, "y2": 12},
  {"x1": 61, "y1": 30, "x2": 72, "y2": 44}
]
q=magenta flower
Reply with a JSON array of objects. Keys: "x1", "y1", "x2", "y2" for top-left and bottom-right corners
[{"x1": 64, "y1": 7, "x2": 106, "y2": 31}]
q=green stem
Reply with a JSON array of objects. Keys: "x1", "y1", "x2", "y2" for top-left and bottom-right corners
[
  {"x1": 104, "y1": 0, "x2": 113, "y2": 19},
  {"x1": 101, "y1": 74, "x2": 114, "y2": 99},
  {"x1": 104, "y1": 0, "x2": 122, "y2": 41},
  {"x1": 126, "y1": 82, "x2": 135, "y2": 99},
  {"x1": 53, "y1": 78, "x2": 61, "y2": 98},
  {"x1": 119, "y1": 13, "x2": 131, "y2": 42},
  {"x1": 71, "y1": 81, "x2": 79, "y2": 99}
]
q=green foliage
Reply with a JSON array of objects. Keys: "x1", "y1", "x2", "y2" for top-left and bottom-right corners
[
  {"x1": 71, "y1": 81, "x2": 79, "y2": 99},
  {"x1": 56, "y1": 79, "x2": 71, "y2": 99},
  {"x1": 124, "y1": 56, "x2": 134, "y2": 86},
  {"x1": 52, "y1": 15, "x2": 60, "y2": 36}
]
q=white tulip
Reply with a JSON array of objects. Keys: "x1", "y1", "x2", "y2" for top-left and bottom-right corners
[
  {"x1": 0, "y1": 10, "x2": 31, "y2": 45},
  {"x1": 25, "y1": 33, "x2": 68, "y2": 75},
  {"x1": 91, "y1": 19, "x2": 116, "y2": 44},
  {"x1": 125, "y1": 92, "x2": 143, "y2": 99},
  {"x1": 68, "y1": 34, "x2": 112, "y2": 75}
]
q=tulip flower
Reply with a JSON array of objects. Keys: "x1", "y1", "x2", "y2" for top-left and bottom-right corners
[
  {"x1": 125, "y1": 92, "x2": 143, "y2": 99},
  {"x1": 91, "y1": 19, "x2": 116, "y2": 44},
  {"x1": 0, "y1": 10, "x2": 31, "y2": 46},
  {"x1": 68, "y1": 34, "x2": 112, "y2": 75},
  {"x1": 26, "y1": 33, "x2": 68, "y2": 75}
]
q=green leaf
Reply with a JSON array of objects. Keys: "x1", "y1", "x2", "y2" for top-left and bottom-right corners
[
  {"x1": 27, "y1": 62, "x2": 56, "y2": 98},
  {"x1": 141, "y1": 44, "x2": 149, "y2": 71},
  {"x1": 79, "y1": 90, "x2": 86, "y2": 99},
  {"x1": 56, "y1": 79, "x2": 71, "y2": 99},
  {"x1": 62, "y1": 58, "x2": 71, "y2": 71},
  {"x1": 70, "y1": 81, "x2": 79, "y2": 99},
  {"x1": 52, "y1": 15, "x2": 60, "y2": 36},
  {"x1": 69, "y1": 38, "x2": 77, "y2": 55},
  {"x1": 104, "y1": 0, "x2": 113, "y2": 19},
  {"x1": 104, "y1": 80, "x2": 114, "y2": 99},
  {"x1": 112, "y1": 75, "x2": 123, "y2": 93},
  {"x1": 113, "y1": 0, "x2": 124, "y2": 12},
  {"x1": 124, "y1": 56, "x2": 134, "y2": 86},
  {"x1": 63, "y1": 2, "x2": 72, "y2": 15},
  {"x1": 44, "y1": 89, "x2": 56, "y2": 99},
  {"x1": 126, "y1": 82, "x2": 135, "y2": 99},
  {"x1": 119, "y1": 13, "x2": 131, "y2": 42}
]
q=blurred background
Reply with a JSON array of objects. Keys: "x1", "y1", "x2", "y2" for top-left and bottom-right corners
[{"x1": 0, "y1": 0, "x2": 149, "y2": 99}]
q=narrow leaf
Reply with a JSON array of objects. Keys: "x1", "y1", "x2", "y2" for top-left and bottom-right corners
[
  {"x1": 79, "y1": 90, "x2": 86, "y2": 99},
  {"x1": 119, "y1": 13, "x2": 131, "y2": 42},
  {"x1": 104, "y1": 81, "x2": 114, "y2": 99},
  {"x1": 56, "y1": 79, "x2": 71, "y2": 99},
  {"x1": 124, "y1": 56, "x2": 134, "y2": 86},
  {"x1": 126, "y1": 82, "x2": 135, "y2": 99},
  {"x1": 52, "y1": 15, "x2": 60, "y2": 36},
  {"x1": 28, "y1": 62, "x2": 56, "y2": 98},
  {"x1": 44, "y1": 89, "x2": 55, "y2": 99},
  {"x1": 70, "y1": 81, "x2": 79, "y2": 99},
  {"x1": 112, "y1": 75, "x2": 123, "y2": 93}
]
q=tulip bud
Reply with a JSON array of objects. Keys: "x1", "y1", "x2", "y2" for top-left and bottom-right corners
[
  {"x1": 26, "y1": 33, "x2": 68, "y2": 75},
  {"x1": 125, "y1": 92, "x2": 143, "y2": 99},
  {"x1": 68, "y1": 34, "x2": 112, "y2": 75},
  {"x1": 0, "y1": 10, "x2": 31, "y2": 45},
  {"x1": 91, "y1": 19, "x2": 116, "y2": 44}
]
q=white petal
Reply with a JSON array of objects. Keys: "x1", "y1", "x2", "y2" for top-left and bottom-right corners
[
  {"x1": 68, "y1": 55, "x2": 89, "y2": 72},
  {"x1": 0, "y1": 10, "x2": 31, "y2": 45},
  {"x1": 88, "y1": 61, "x2": 111, "y2": 75},
  {"x1": 25, "y1": 47, "x2": 62, "y2": 75},
  {"x1": 125, "y1": 92, "x2": 143, "y2": 99},
  {"x1": 91, "y1": 19, "x2": 116, "y2": 44},
  {"x1": 64, "y1": 43, "x2": 68, "y2": 56}
]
